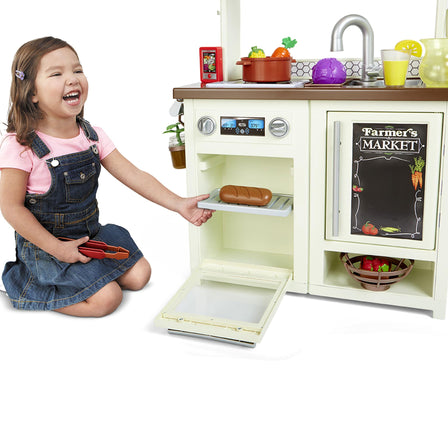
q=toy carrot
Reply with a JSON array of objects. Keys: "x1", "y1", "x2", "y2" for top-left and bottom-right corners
[{"x1": 271, "y1": 37, "x2": 297, "y2": 58}]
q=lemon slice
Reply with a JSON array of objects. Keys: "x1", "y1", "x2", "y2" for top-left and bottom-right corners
[{"x1": 395, "y1": 40, "x2": 423, "y2": 57}]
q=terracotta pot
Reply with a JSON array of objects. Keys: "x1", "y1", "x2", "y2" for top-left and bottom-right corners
[{"x1": 236, "y1": 57, "x2": 293, "y2": 83}]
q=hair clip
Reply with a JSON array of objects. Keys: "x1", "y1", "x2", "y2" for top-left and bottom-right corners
[{"x1": 15, "y1": 70, "x2": 25, "y2": 81}]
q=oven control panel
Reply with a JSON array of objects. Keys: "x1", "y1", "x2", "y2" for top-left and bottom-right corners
[
  {"x1": 197, "y1": 115, "x2": 290, "y2": 139},
  {"x1": 220, "y1": 117, "x2": 265, "y2": 136}
]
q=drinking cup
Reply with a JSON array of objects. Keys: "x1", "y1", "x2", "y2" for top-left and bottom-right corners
[{"x1": 381, "y1": 49, "x2": 411, "y2": 86}]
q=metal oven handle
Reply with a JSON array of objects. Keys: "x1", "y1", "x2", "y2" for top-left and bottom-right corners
[{"x1": 333, "y1": 121, "x2": 341, "y2": 237}]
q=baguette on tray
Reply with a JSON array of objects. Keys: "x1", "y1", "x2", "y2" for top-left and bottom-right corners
[{"x1": 219, "y1": 185, "x2": 272, "y2": 206}]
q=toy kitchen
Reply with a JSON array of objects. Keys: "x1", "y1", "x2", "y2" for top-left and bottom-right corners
[{"x1": 156, "y1": 0, "x2": 448, "y2": 346}]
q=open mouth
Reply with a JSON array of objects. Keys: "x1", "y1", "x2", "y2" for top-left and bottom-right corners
[{"x1": 63, "y1": 91, "x2": 81, "y2": 104}]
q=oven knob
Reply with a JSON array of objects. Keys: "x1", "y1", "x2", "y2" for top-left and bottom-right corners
[
  {"x1": 269, "y1": 118, "x2": 289, "y2": 137},
  {"x1": 197, "y1": 117, "x2": 216, "y2": 135}
]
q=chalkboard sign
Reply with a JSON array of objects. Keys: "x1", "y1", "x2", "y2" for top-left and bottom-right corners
[{"x1": 351, "y1": 123, "x2": 427, "y2": 240}]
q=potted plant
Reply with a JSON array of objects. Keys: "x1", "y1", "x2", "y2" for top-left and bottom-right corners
[{"x1": 164, "y1": 121, "x2": 186, "y2": 169}]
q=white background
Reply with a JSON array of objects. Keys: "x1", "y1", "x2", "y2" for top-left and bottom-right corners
[{"x1": 0, "y1": 1, "x2": 447, "y2": 447}]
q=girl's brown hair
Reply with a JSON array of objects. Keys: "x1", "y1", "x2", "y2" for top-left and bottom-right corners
[{"x1": 7, "y1": 37, "x2": 83, "y2": 148}]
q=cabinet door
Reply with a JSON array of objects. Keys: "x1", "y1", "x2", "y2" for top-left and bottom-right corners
[{"x1": 326, "y1": 112, "x2": 443, "y2": 249}]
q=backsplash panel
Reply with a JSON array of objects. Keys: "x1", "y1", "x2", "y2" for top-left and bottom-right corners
[{"x1": 292, "y1": 58, "x2": 421, "y2": 78}]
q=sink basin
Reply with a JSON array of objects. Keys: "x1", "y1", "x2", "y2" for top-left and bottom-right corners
[{"x1": 344, "y1": 78, "x2": 424, "y2": 88}]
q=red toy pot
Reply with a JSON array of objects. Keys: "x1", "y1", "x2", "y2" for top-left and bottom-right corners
[{"x1": 236, "y1": 57, "x2": 293, "y2": 83}]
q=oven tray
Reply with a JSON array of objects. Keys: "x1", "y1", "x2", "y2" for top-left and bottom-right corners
[{"x1": 197, "y1": 188, "x2": 293, "y2": 217}]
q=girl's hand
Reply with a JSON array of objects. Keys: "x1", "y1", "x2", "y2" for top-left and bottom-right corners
[
  {"x1": 178, "y1": 194, "x2": 214, "y2": 226},
  {"x1": 53, "y1": 236, "x2": 92, "y2": 264}
]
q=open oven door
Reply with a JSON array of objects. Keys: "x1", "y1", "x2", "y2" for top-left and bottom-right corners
[{"x1": 155, "y1": 260, "x2": 292, "y2": 347}]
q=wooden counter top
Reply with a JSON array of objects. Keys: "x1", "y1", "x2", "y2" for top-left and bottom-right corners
[{"x1": 173, "y1": 82, "x2": 448, "y2": 101}]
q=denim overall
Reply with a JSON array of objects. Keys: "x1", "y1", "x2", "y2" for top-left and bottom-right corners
[{"x1": 2, "y1": 118, "x2": 143, "y2": 310}]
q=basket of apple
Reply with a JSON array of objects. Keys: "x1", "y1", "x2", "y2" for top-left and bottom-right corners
[{"x1": 340, "y1": 253, "x2": 414, "y2": 291}]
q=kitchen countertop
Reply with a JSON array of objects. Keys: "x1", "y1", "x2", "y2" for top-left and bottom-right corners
[{"x1": 173, "y1": 81, "x2": 448, "y2": 101}]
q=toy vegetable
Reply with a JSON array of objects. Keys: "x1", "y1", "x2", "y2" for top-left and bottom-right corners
[
  {"x1": 248, "y1": 46, "x2": 266, "y2": 58},
  {"x1": 271, "y1": 37, "x2": 297, "y2": 58},
  {"x1": 361, "y1": 256, "x2": 391, "y2": 272}
]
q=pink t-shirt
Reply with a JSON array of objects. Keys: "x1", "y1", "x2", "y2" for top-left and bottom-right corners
[{"x1": 0, "y1": 126, "x2": 115, "y2": 194}]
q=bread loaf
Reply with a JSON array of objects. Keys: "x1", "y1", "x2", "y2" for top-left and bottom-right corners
[{"x1": 219, "y1": 185, "x2": 272, "y2": 206}]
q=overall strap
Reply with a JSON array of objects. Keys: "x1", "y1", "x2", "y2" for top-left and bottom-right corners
[
  {"x1": 30, "y1": 133, "x2": 50, "y2": 158},
  {"x1": 29, "y1": 117, "x2": 99, "y2": 159},
  {"x1": 77, "y1": 117, "x2": 99, "y2": 142}
]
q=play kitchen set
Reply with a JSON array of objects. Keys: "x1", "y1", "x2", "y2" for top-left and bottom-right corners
[{"x1": 156, "y1": 0, "x2": 448, "y2": 346}]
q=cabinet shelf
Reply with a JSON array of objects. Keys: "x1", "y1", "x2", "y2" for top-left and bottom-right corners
[
  {"x1": 321, "y1": 240, "x2": 437, "y2": 262},
  {"x1": 205, "y1": 249, "x2": 294, "y2": 271},
  {"x1": 315, "y1": 251, "x2": 436, "y2": 310}
]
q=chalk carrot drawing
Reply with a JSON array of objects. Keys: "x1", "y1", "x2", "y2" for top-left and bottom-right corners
[{"x1": 409, "y1": 157, "x2": 425, "y2": 190}]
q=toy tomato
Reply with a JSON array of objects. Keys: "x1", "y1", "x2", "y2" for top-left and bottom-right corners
[
  {"x1": 361, "y1": 256, "x2": 391, "y2": 272},
  {"x1": 361, "y1": 256, "x2": 375, "y2": 271}
]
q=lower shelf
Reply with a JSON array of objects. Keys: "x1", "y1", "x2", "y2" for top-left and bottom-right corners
[
  {"x1": 308, "y1": 251, "x2": 437, "y2": 312},
  {"x1": 324, "y1": 251, "x2": 434, "y2": 298}
]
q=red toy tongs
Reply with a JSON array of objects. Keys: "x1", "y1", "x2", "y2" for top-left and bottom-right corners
[{"x1": 59, "y1": 237, "x2": 130, "y2": 260}]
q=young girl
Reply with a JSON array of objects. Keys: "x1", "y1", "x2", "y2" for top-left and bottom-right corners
[{"x1": 0, "y1": 37, "x2": 213, "y2": 317}]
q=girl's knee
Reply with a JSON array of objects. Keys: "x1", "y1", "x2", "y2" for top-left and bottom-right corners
[
  {"x1": 88, "y1": 282, "x2": 123, "y2": 317},
  {"x1": 56, "y1": 281, "x2": 123, "y2": 317},
  {"x1": 118, "y1": 258, "x2": 151, "y2": 291}
]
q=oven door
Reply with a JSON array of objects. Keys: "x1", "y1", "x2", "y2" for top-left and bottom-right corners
[{"x1": 155, "y1": 260, "x2": 292, "y2": 347}]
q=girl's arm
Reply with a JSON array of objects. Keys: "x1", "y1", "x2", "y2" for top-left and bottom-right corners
[
  {"x1": 0, "y1": 168, "x2": 91, "y2": 263},
  {"x1": 101, "y1": 149, "x2": 213, "y2": 226}
]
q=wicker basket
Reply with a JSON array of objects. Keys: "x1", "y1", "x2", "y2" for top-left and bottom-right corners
[{"x1": 340, "y1": 253, "x2": 414, "y2": 291}]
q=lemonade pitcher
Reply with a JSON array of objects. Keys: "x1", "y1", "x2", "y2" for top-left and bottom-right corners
[{"x1": 419, "y1": 38, "x2": 448, "y2": 87}]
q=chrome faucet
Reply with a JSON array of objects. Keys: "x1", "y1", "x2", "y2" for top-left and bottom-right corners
[{"x1": 330, "y1": 14, "x2": 379, "y2": 83}]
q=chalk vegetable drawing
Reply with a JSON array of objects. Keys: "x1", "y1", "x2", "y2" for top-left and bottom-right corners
[{"x1": 409, "y1": 156, "x2": 425, "y2": 190}]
